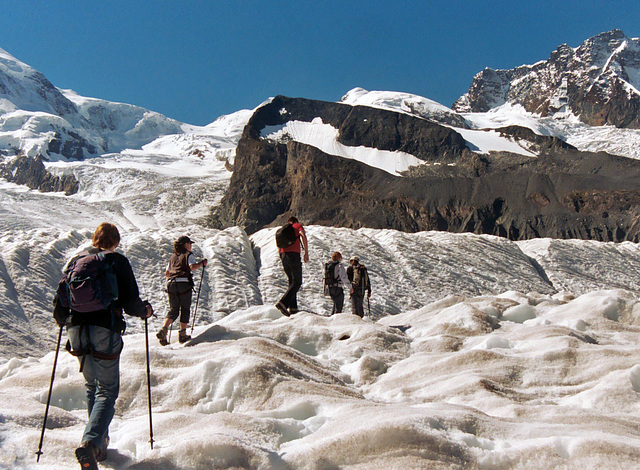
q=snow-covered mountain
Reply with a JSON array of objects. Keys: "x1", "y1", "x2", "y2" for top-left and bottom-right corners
[
  {"x1": 341, "y1": 87, "x2": 640, "y2": 161},
  {"x1": 215, "y1": 93, "x2": 640, "y2": 242},
  {"x1": 3, "y1": 36, "x2": 640, "y2": 468},
  {"x1": 453, "y1": 29, "x2": 640, "y2": 129},
  {"x1": 0, "y1": 46, "x2": 248, "y2": 162}
]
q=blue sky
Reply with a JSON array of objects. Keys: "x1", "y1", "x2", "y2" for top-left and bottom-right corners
[{"x1": 1, "y1": 0, "x2": 638, "y2": 125}]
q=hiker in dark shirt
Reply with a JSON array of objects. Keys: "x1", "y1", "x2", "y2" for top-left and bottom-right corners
[
  {"x1": 275, "y1": 217, "x2": 309, "y2": 316},
  {"x1": 346, "y1": 256, "x2": 371, "y2": 318},
  {"x1": 156, "y1": 235, "x2": 207, "y2": 345},
  {"x1": 53, "y1": 222, "x2": 153, "y2": 469}
]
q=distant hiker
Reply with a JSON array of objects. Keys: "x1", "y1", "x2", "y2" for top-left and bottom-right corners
[
  {"x1": 156, "y1": 236, "x2": 207, "y2": 345},
  {"x1": 324, "y1": 251, "x2": 353, "y2": 314},
  {"x1": 275, "y1": 216, "x2": 309, "y2": 316},
  {"x1": 52, "y1": 222, "x2": 153, "y2": 470},
  {"x1": 347, "y1": 256, "x2": 371, "y2": 318}
]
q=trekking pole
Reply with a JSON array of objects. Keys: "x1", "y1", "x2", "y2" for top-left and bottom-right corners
[
  {"x1": 35, "y1": 325, "x2": 64, "y2": 462},
  {"x1": 367, "y1": 297, "x2": 371, "y2": 319},
  {"x1": 190, "y1": 264, "x2": 205, "y2": 336},
  {"x1": 144, "y1": 317, "x2": 154, "y2": 450}
]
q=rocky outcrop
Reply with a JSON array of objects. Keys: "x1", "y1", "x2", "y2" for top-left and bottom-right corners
[
  {"x1": 47, "y1": 129, "x2": 99, "y2": 160},
  {"x1": 211, "y1": 95, "x2": 474, "y2": 234},
  {"x1": 454, "y1": 30, "x2": 640, "y2": 129},
  {"x1": 0, "y1": 155, "x2": 79, "y2": 195},
  {"x1": 211, "y1": 95, "x2": 640, "y2": 242}
]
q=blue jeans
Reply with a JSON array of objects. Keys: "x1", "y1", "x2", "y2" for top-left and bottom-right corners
[{"x1": 67, "y1": 325, "x2": 122, "y2": 448}]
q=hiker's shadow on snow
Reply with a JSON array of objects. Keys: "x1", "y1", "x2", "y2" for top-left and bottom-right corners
[
  {"x1": 121, "y1": 457, "x2": 183, "y2": 470},
  {"x1": 120, "y1": 448, "x2": 293, "y2": 470},
  {"x1": 183, "y1": 324, "x2": 247, "y2": 347},
  {"x1": 99, "y1": 449, "x2": 181, "y2": 470}
]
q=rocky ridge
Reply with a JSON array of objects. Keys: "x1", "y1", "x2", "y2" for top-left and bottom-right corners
[
  {"x1": 0, "y1": 154, "x2": 79, "y2": 194},
  {"x1": 453, "y1": 30, "x2": 640, "y2": 128},
  {"x1": 212, "y1": 95, "x2": 640, "y2": 242}
]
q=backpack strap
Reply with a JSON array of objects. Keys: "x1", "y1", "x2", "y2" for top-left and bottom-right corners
[
  {"x1": 65, "y1": 322, "x2": 121, "y2": 373},
  {"x1": 66, "y1": 340, "x2": 121, "y2": 361}
]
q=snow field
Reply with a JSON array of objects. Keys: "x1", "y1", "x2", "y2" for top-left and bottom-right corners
[
  {"x1": 3, "y1": 194, "x2": 640, "y2": 469},
  {"x1": 4, "y1": 286, "x2": 640, "y2": 468},
  {"x1": 262, "y1": 118, "x2": 425, "y2": 176}
]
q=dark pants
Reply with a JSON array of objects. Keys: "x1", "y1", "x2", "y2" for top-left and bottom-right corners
[
  {"x1": 351, "y1": 294, "x2": 365, "y2": 318},
  {"x1": 329, "y1": 286, "x2": 344, "y2": 314},
  {"x1": 279, "y1": 252, "x2": 302, "y2": 310},
  {"x1": 167, "y1": 281, "x2": 193, "y2": 323}
]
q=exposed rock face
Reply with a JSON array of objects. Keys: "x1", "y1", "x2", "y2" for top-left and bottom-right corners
[
  {"x1": 0, "y1": 155, "x2": 79, "y2": 195},
  {"x1": 212, "y1": 95, "x2": 640, "y2": 242},
  {"x1": 47, "y1": 129, "x2": 99, "y2": 160},
  {"x1": 212, "y1": 95, "x2": 473, "y2": 234},
  {"x1": 453, "y1": 30, "x2": 640, "y2": 129}
]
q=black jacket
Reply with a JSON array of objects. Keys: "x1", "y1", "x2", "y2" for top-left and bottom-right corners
[{"x1": 53, "y1": 248, "x2": 147, "y2": 330}]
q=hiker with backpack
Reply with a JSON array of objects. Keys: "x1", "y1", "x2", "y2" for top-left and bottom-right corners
[
  {"x1": 324, "y1": 251, "x2": 353, "y2": 314},
  {"x1": 156, "y1": 235, "x2": 207, "y2": 345},
  {"x1": 347, "y1": 256, "x2": 371, "y2": 318},
  {"x1": 52, "y1": 222, "x2": 153, "y2": 470},
  {"x1": 275, "y1": 216, "x2": 309, "y2": 316}
]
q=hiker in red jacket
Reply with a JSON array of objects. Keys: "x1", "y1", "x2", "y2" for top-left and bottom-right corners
[{"x1": 275, "y1": 216, "x2": 309, "y2": 316}]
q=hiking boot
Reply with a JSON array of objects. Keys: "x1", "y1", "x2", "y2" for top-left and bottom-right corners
[
  {"x1": 178, "y1": 329, "x2": 191, "y2": 344},
  {"x1": 275, "y1": 302, "x2": 290, "y2": 317},
  {"x1": 96, "y1": 436, "x2": 109, "y2": 462},
  {"x1": 156, "y1": 328, "x2": 169, "y2": 346},
  {"x1": 75, "y1": 441, "x2": 99, "y2": 470},
  {"x1": 289, "y1": 307, "x2": 300, "y2": 315}
]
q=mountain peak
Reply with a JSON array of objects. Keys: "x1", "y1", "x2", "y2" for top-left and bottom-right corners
[
  {"x1": 0, "y1": 46, "x2": 20, "y2": 62},
  {"x1": 453, "y1": 29, "x2": 640, "y2": 128},
  {"x1": 589, "y1": 28, "x2": 627, "y2": 42},
  {"x1": 0, "y1": 45, "x2": 188, "y2": 160}
]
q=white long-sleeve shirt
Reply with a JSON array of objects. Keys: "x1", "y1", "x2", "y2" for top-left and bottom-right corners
[{"x1": 334, "y1": 261, "x2": 351, "y2": 288}]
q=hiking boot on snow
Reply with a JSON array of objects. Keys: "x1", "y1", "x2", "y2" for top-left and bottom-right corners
[
  {"x1": 275, "y1": 302, "x2": 290, "y2": 317},
  {"x1": 178, "y1": 329, "x2": 191, "y2": 343},
  {"x1": 75, "y1": 441, "x2": 99, "y2": 470},
  {"x1": 96, "y1": 436, "x2": 109, "y2": 462},
  {"x1": 156, "y1": 327, "x2": 169, "y2": 346}
]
